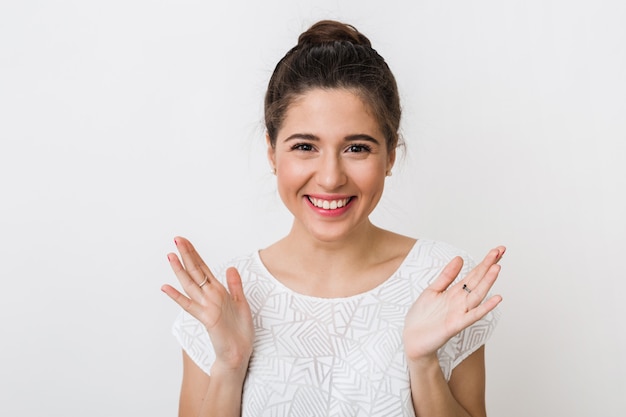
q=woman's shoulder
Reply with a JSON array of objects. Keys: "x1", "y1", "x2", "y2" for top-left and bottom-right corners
[
  {"x1": 411, "y1": 239, "x2": 473, "y2": 259},
  {"x1": 400, "y1": 238, "x2": 476, "y2": 272},
  {"x1": 376, "y1": 229, "x2": 471, "y2": 262},
  {"x1": 208, "y1": 251, "x2": 263, "y2": 282}
]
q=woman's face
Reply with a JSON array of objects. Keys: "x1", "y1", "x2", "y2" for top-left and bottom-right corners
[{"x1": 268, "y1": 88, "x2": 395, "y2": 243}]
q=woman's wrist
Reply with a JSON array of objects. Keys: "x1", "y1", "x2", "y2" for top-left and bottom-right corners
[
  {"x1": 210, "y1": 358, "x2": 250, "y2": 384},
  {"x1": 405, "y1": 351, "x2": 440, "y2": 373}
]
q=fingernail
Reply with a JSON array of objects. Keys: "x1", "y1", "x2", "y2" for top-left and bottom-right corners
[{"x1": 174, "y1": 238, "x2": 178, "y2": 246}]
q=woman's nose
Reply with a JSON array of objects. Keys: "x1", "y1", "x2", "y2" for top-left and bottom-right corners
[{"x1": 315, "y1": 154, "x2": 347, "y2": 190}]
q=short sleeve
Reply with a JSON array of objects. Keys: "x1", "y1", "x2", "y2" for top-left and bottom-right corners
[
  {"x1": 436, "y1": 252, "x2": 501, "y2": 380},
  {"x1": 172, "y1": 310, "x2": 215, "y2": 375}
]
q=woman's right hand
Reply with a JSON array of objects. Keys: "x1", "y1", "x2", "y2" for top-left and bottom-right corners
[{"x1": 161, "y1": 236, "x2": 254, "y2": 377}]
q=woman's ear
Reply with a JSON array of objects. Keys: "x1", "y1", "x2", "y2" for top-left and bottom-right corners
[
  {"x1": 266, "y1": 133, "x2": 276, "y2": 173},
  {"x1": 386, "y1": 147, "x2": 396, "y2": 174}
]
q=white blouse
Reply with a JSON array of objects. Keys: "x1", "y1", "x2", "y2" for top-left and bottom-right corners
[{"x1": 172, "y1": 239, "x2": 500, "y2": 416}]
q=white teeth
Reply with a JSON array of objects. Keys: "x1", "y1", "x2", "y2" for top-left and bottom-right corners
[{"x1": 308, "y1": 197, "x2": 351, "y2": 210}]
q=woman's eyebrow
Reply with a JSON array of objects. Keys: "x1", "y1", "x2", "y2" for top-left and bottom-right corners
[
  {"x1": 283, "y1": 133, "x2": 381, "y2": 144},
  {"x1": 283, "y1": 133, "x2": 318, "y2": 142},
  {"x1": 345, "y1": 134, "x2": 380, "y2": 144}
]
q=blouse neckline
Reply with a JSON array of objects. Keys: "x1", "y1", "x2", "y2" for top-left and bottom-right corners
[{"x1": 252, "y1": 239, "x2": 424, "y2": 302}]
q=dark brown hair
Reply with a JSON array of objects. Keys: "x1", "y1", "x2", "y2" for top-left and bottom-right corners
[{"x1": 264, "y1": 20, "x2": 401, "y2": 153}]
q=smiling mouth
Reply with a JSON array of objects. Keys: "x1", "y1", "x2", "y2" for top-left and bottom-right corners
[{"x1": 307, "y1": 196, "x2": 353, "y2": 210}]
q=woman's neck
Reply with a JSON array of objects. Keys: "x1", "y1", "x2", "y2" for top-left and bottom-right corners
[
  {"x1": 286, "y1": 218, "x2": 382, "y2": 255},
  {"x1": 259, "y1": 220, "x2": 416, "y2": 298}
]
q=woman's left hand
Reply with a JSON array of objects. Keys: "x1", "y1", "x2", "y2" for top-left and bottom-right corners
[{"x1": 402, "y1": 246, "x2": 505, "y2": 362}]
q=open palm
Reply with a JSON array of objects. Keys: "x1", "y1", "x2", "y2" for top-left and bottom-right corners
[
  {"x1": 162, "y1": 237, "x2": 254, "y2": 372},
  {"x1": 403, "y1": 247, "x2": 505, "y2": 361}
]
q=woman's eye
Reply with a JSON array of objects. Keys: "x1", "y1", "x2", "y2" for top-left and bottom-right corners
[
  {"x1": 292, "y1": 143, "x2": 314, "y2": 151},
  {"x1": 347, "y1": 144, "x2": 372, "y2": 153}
]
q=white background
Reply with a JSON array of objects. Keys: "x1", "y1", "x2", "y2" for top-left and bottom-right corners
[{"x1": 1, "y1": 1, "x2": 624, "y2": 416}]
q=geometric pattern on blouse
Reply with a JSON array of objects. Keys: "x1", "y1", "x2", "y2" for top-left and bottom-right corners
[{"x1": 173, "y1": 239, "x2": 500, "y2": 416}]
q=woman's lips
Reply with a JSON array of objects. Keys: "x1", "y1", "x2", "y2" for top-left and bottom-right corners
[
  {"x1": 307, "y1": 196, "x2": 353, "y2": 210},
  {"x1": 305, "y1": 195, "x2": 355, "y2": 217}
]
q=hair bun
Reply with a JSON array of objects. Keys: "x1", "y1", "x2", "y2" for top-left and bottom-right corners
[{"x1": 297, "y1": 20, "x2": 372, "y2": 48}]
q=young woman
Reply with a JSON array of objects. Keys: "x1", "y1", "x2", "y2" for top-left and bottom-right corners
[{"x1": 162, "y1": 20, "x2": 504, "y2": 417}]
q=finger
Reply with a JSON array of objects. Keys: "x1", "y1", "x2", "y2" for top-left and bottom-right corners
[
  {"x1": 462, "y1": 263, "x2": 501, "y2": 311},
  {"x1": 174, "y1": 236, "x2": 215, "y2": 285},
  {"x1": 480, "y1": 247, "x2": 502, "y2": 269},
  {"x1": 495, "y1": 246, "x2": 506, "y2": 262},
  {"x1": 464, "y1": 294, "x2": 502, "y2": 325},
  {"x1": 225, "y1": 267, "x2": 246, "y2": 303},
  {"x1": 470, "y1": 263, "x2": 502, "y2": 299},
  {"x1": 174, "y1": 237, "x2": 207, "y2": 282},
  {"x1": 161, "y1": 284, "x2": 193, "y2": 311},
  {"x1": 429, "y1": 257, "x2": 464, "y2": 292},
  {"x1": 464, "y1": 247, "x2": 504, "y2": 287},
  {"x1": 161, "y1": 283, "x2": 212, "y2": 322},
  {"x1": 167, "y1": 252, "x2": 205, "y2": 300}
]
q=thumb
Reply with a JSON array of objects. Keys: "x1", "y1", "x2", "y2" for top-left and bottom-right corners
[{"x1": 225, "y1": 267, "x2": 246, "y2": 302}]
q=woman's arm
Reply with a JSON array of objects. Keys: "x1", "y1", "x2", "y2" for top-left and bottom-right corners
[
  {"x1": 162, "y1": 237, "x2": 254, "y2": 417},
  {"x1": 178, "y1": 351, "x2": 246, "y2": 417},
  {"x1": 403, "y1": 247, "x2": 504, "y2": 417},
  {"x1": 407, "y1": 347, "x2": 487, "y2": 417}
]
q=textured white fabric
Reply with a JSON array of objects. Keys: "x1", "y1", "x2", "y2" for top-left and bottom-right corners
[{"x1": 172, "y1": 239, "x2": 500, "y2": 416}]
